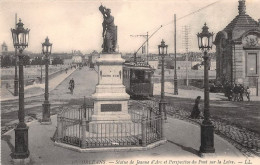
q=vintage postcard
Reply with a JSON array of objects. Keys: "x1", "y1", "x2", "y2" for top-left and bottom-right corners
[{"x1": 1, "y1": 0, "x2": 260, "y2": 164}]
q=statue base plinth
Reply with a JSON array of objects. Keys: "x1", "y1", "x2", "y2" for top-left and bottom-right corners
[{"x1": 91, "y1": 53, "x2": 131, "y2": 132}]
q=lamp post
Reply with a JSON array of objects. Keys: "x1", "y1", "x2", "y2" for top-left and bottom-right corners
[
  {"x1": 14, "y1": 46, "x2": 18, "y2": 96},
  {"x1": 11, "y1": 18, "x2": 30, "y2": 159},
  {"x1": 158, "y1": 39, "x2": 168, "y2": 129},
  {"x1": 14, "y1": 14, "x2": 18, "y2": 96},
  {"x1": 41, "y1": 37, "x2": 52, "y2": 124},
  {"x1": 197, "y1": 23, "x2": 215, "y2": 154}
]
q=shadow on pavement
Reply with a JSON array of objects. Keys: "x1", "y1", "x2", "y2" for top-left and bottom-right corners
[
  {"x1": 1, "y1": 135, "x2": 14, "y2": 153},
  {"x1": 167, "y1": 140, "x2": 199, "y2": 156}
]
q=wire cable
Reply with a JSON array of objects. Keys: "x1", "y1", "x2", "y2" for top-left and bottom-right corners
[
  {"x1": 162, "y1": 0, "x2": 222, "y2": 27},
  {"x1": 134, "y1": 0, "x2": 222, "y2": 54}
]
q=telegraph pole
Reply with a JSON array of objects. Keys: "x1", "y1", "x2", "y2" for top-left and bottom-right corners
[
  {"x1": 174, "y1": 14, "x2": 178, "y2": 95},
  {"x1": 147, "y1": 32, "x2": 149, "y2": 64},
  {"x1": 182, "y1": 25, "x2": 191, "y2": 86}
]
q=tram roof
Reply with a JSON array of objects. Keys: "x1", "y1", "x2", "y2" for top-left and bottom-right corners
[{"x1": 123, "y1": 62, "x2": 155, "y2": 71}]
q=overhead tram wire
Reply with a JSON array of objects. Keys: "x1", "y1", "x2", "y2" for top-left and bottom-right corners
[
  {"x1": 132, "y1": 0, "x2": 222, "y2": 57},
  {"x1": 162, "y1": 0, "x2": 222, "y2": 27}
]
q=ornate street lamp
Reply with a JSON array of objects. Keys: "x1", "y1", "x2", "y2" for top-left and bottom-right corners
[
  {"x1": 158, "y1": 39, "x2": 168, "y2": 127},
  {"x1": 11, "y1": 18, "x2": 30, "y2": 159},
  {"x1": 41, "y1": 37, "x2": 52, "y2": 124},
  {"x1": 14, "y1": 45, "x2": 18, "y2": 96},
  {"x1": 197, "y1": 23, "x2": 215, "y2": 154},
  {"x1": 14, "y1": 13, "x2": 18, "y2": 96}
]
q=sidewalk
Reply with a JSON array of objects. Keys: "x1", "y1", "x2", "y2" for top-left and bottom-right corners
[
  {"x1": 0, "y1": 68, "x2": 77, "y2": 102},
  {"x1": 1, "y1": 114, "x2": 251, "y2": 165},
  {"x1": 153, "y1": 82, "x2": 260, "y2": 101}
]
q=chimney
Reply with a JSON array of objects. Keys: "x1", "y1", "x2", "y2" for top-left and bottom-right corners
[{"x1": 238, "y1": 0, "x2": 246, "y2": 15}]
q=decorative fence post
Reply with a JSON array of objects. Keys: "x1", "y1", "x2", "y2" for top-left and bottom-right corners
[
  {"x1": 149, "y1": 107, "x2": 152, "y2": 127},
  {"x1": 57, "y1": 113, "x2": 63, "y2": 141},
  {"x1": 141, "y1": 116, "x2": 147, "y2": 147},
  {"x1": 160, "y1": 114, "x2": 164, "y2": 139},
  {"x1": 81, "y1": 117, "x2": 87, "y2": 148}
]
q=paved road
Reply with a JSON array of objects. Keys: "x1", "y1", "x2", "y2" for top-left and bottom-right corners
[{"x1": 1, "y1": 66, "x2": 98, "y2": 127}]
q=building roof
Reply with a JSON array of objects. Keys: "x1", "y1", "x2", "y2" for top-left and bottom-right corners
[
  {"x1": 224, "y1": 0, "x2": 259, "y2": 32},
  {"x1": 2, "y1": 42, "x2": 7, "y2": 47},
  {"x1": 224, "y1": 14, "x2": 258, "y2": 32}
]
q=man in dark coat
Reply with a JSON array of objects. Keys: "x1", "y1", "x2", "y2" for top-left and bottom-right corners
[
  {"x1": 239, "y1": 84, "x2": 244, "y2": 101},
  {"x1": 190, "y1": 96, "x2": 201, "y2": 119},
  {"x1": 233, "y1": 84, "x2": 240, "y2": 101}
]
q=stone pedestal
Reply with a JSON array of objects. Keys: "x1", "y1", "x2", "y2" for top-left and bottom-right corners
[
  {"x1": 13, "y1": 125, "x2": 30, "y2": 159},
  {"x1": 199, "y1": 124, "x2": 215, "y2": 153},
  {"x1": 41, "y1": 101, "x2": 51, "y2": 124},
  {"x1": 90, "y1": 53, "x2": 131, "y2": 133}
]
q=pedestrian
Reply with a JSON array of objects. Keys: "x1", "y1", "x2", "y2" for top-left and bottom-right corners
[
  {"x1": 69, "y1": 78, "x2": 75, "y2": 94},
  {"x1": 233, "y1": 84, "x2": 240, "y2": 102},
  {"x1": 239, "y1": 84, "x2": 244, "y2": 101},
  {"x1": 245, "y1": 86, "x2": 251, "y2": 101},
  {"x1": 226, "y1": 84, "x2": 233, "y2": 101},
  {"x1": 190, "y1": 96, "x2": 201, "y2": 119}
]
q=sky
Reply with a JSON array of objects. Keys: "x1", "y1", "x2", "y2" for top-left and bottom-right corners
[{"x1": 0, "y1": 0, "x2": 260, "y2": 54}]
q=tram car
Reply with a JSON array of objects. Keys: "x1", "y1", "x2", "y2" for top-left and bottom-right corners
[{"x1": 123, "y1": 62, "x2": 154, "y2": 99}]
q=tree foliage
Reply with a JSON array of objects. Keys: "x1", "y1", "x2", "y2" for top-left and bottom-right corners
[
  {"x1": 31, "y1": 57, "x2": 43, "y2": 65},
  {"x1": 1, "y1": 55, "x2": 12, "y2": 67},
  {"x1": 23, "y1": 55, "x2": 31, "y2": 66},
  {"x1": 52, "y1": 57, "x2": 63, "y2": 65}
]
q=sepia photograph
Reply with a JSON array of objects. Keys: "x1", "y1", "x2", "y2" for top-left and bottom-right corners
[{"x1": 0, "y1": 0, "x2": 260, "y2": 164}]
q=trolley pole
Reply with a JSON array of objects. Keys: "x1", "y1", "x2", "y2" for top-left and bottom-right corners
[{"x1": 130, "y1": 33, "x2": 150, "y2": 64}]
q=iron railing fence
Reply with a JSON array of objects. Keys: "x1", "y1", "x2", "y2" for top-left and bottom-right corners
[
  {"x1": 84, "y1": 120, "x2": 142, "y2": 148},
  {"x1": 60, "y1": 117, "x2": 82, "y2": 147},
  {"x1": 59, "y1": 103, "x2": 94, "y2": 121},
  {"x1": 145, "y1": 116, "x2": 162, "y2": 145},
  {"x1": 56, "y1": 100, "x2": 164, "y2": 149}
]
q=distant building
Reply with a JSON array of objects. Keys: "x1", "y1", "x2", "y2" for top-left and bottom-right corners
[
  {"x1": 210, "y1": 61, "x2": 216, "y2": 70},
  {"x1": 148, "y1": 60, "x2": 158, "y2": 69},
  {"x1": 71, "y1": 50, "x2": 83, "y2": 64},
  {"x1": 88, "y1": 50, "x2": 99, "y2": 64},
  {"x1": 64, "y1": 59, "x2": 73, "y2": 65},
  {"x1": 2, "y1": 42, "x2": 8, "y2": 51},
  {"x1": 72, "y1": 56, "x2": 82, "y2": 64},
  {"x1": 214, "y1": 0, "x2": 260, "y2": 95},
  {"x1": 1, "y1": 42, "x2": 8, "y2": 56}
]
